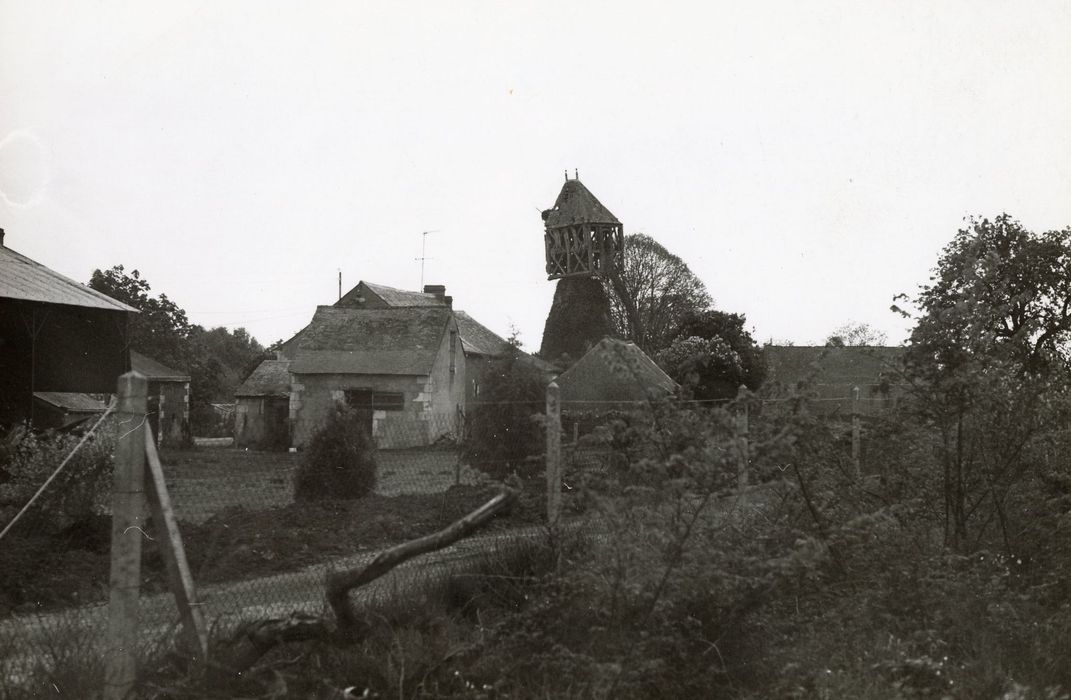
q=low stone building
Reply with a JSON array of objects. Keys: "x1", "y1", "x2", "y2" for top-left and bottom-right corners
[
  {"x1": 281, "y1": 305, "x2": 465, "y2": 449},
  {"x1": 130, "y1": 350, "x2": 191, "y2": 446},
  {"x1": 234, "y1": 359, "x2": 291, "y2": 449}
]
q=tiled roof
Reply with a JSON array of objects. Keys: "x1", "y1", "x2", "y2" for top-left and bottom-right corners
[
  {"x1": 130, "y1": 350, "x2": 190, "y2": 382},
  {"x1": 288, "y1": 306, "x2": 451, "y2": 375},
  {"x1": 33, "y1": 392, "x2": 108, "y2": 412},
  {"x1": 235, "y1": 359, "x2": 292, "y2": 397},
  {"x1": 763, "y1": 346, "x2": 904, "y2": 395},
  {"x1": 556, "y1": 337, "x2": 677, "y2": 405},
  {"x1": 363, "y1": 282, "x2": 448, "y2": 307},
  {"x1": 454, "y1": 310, "x2": 511, "y2": 357},
  {"x1": 542, "y1": 179, "x2": 620, "y2": 229},
  {"x1": 0, "y1": 244, "x2": 138, "y2": 312}
]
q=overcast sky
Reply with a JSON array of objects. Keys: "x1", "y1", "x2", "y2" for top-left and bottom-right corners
[{"x1": 2, "y1": 1, "x2": 1070, "y2": 353}]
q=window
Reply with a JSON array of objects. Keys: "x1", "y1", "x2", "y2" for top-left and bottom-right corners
[{"x1": 345, "y1": 389, "x2": 405, "y2": 411}]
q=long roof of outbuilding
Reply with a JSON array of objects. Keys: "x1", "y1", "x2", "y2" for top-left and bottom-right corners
[
  {"x1": 288, "y1": 306, "x2": 452, "y2": 375},
  {"x1": 33, "y1": 392, "x2": 109, "y2": 412},
  {"x1": 542, "y1": 179, "x2": 620, "y2": 229},
  {"x1": 0, "y1": 244, "x2": 138, "y2": 312},
  {"x1": 763, "y1": 345, "x2": 904, "y2": 392}
]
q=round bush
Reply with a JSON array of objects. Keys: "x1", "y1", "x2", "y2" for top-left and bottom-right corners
[{"x1": 294, "y1": 405, "x2": 377, "y2": 501}]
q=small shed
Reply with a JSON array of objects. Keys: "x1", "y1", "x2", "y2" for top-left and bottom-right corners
[
  {"x1": 235, "y1": 359, "x2": 291, "y2": 449},
  {"x1": 556, "y1": 337, "x2": 678, "y2": 411},
  {"x1": 130, "y1": 350, "x2": 191, "y2": 446},
  {"x1": 31, "y1": 392, "x2": 108, "y2": 431}
]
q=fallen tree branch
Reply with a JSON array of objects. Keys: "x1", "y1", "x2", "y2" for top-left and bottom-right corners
[
  {"x1": 214, "y1": 486, "x2": 519, "y2": 679},
  {"x1": 327, "y1": 486, "x2": 519, "y2": 633}
]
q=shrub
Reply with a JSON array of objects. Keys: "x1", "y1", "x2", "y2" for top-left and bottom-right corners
[
  {"x1": 0, "y1": 420, "x2": 116, "y2": 536},
  {"x1": 294, "y1": 404, "x2": 377, "y2": 501},
  {"x1": 464, "y1": 341, "x2": 546, "y2": 479}
]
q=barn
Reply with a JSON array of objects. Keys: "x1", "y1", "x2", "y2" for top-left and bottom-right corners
[{"x1": 0, "y1": 229, "x2": 135, "y2": 429}]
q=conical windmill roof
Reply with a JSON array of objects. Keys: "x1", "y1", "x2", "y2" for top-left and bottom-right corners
[{"x1": 542, "y1": 179, "x2": 620, "y2": 228}]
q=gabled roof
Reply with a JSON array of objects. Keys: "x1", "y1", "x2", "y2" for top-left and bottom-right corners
[
  {"x1": 542, "y1": 179, "x2": 620, "y2": 229},
  {"x1": 130, "y1": 350, "x2": 190, "y2": 382},
  {"x1": 363, "y1": 282, "x2": 448, "y2": 307},
  {"x1": 288, "y1": 306, "x2": 452, "y2": 375},
  {"x1": 235, "y1": 359, "x2": 291, "y2": 397},
  {"x1": 454, "y1": 310, "x2": 511, "y2": 357},
  {"x1": 556, "y1": 337, "x2": 677, "y2": 405},
  {"x1": 0, "y1": 244, "x2": 138, "y2": 312},
  {"x1": 33, "y1": 392, "x2": 108, "y2": 413}
]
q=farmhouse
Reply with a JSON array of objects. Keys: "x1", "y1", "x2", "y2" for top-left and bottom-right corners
[
  {"x1": 280, "y1": 304, "x2": 464, "y2": 449},
  {"x1": 130, "y1": 350, "x2": 191, "y2": 446},
  {"x1": 0, "y1": 229, "x2": 136, "y2": 428},
  {"x1": 237, "y1": 281, "x2": 554, "y2": 449}
]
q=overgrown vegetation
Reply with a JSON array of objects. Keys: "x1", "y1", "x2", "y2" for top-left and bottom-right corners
[
  {"x1": 0, "y1": 421, "x2": 115, "y2": 536},
  {"x1": 294, "y1": 404, "x2": 378, "y2": 501},
  {"x1": 464, "y1": 339, "x2": 546, "y2": 480}
]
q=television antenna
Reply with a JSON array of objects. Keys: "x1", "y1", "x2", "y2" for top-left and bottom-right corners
[{"x1": 415, "y1": 230, "x2": 439, "y2": 288}]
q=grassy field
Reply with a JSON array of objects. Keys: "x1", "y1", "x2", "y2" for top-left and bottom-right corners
[{"x1": 161, "y1": 446, "x2": 491, "y2": 523}]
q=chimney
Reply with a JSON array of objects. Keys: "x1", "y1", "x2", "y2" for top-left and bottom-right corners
[
  {"x1": 0, "y1": 228, "x2": 5, "y2": 247},
  {"x1": 423, "y1": 284, "x2": 446, "y2": 298}
]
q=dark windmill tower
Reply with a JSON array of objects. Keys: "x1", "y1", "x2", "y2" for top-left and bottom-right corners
[{"x1": 538, "y1": 173, "x2": 623, "y2": 363}]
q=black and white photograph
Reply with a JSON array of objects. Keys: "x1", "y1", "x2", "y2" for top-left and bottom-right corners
[{"x1": 1, "y1": 1, "x2": 1070, "y2": 697}]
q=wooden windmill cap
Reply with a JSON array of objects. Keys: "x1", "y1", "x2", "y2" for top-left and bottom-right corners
[{"x1": 542, "y1": 178, "x2": 620, "y2": 228}]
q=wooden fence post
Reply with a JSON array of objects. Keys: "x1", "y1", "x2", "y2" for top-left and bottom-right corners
[
  {"x1": 104, "y1": 371, "x2": 148, "y2": 700},
  {"x1": 851, "y1": 385, "x2": 861, "y2": 479},
  {"x1": 736, "y1": 384, "x2": 749, "y2": 488},
  {"x1": 546, "y1": 382, "x2": 562, "y2": 527}
]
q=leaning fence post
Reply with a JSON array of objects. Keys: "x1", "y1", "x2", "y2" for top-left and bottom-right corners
[
  {"x1": 546, "y1": 382, "x2": 562, "y2": 527},
  {"x1": 104, "y1": 371, "x2": 148, "y2": 700},
  {"x1": 736, "y1": 384, "x2": 749, "y2": 488},
  {"x1": 851, "y1": 385, "x2": 861, "y2": 478}
]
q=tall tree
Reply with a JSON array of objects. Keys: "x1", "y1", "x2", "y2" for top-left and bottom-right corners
[
  {"x1": 825, "y1": 322, "x2": 889, "y2": 347},
  {"x1": 657, "y1": 310, "x2": 766, "y2": 400},
  {"x1": 605, "y1": 234, "x2": 712, "y2": 354},
  {"x1": 89, "y1": 265, "x2": 267, "y2": 430},
  {"x1": 89, "y1": 265, "x2": 191, "y2": 368},
  {"x1": 900, "y1": 214, "x2": 1071, "y2": 549}
]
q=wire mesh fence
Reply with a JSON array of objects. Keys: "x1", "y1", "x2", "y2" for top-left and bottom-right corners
[{"x1": 1, "y1": 389, "x2": 904, "y2": 692}]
